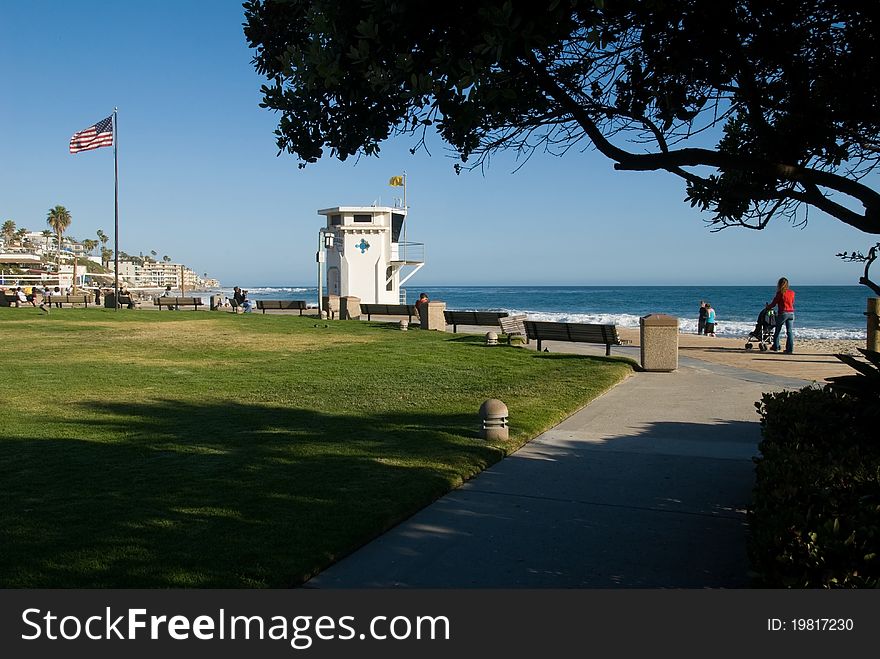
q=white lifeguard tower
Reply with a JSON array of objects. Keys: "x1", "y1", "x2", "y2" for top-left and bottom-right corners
[{"x1": 316, "y1": 204, "x2": 424, "y2": 306}]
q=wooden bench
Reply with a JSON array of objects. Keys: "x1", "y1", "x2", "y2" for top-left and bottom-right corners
[
  {"x1": 499, "y1": 314, "x2": 528, "y2": 344},
  {"x1": 48, "y1": 294, "x2": 93, "y2": 307},
  {"x1": 443, "y1": 310, "x2": 509, "y2": 333},
  {"x1": 256, "y1": 299, "x2": 308, "y2": 315},
  {"x1": 154, "y1": 296, "x2": 203, "y2": 311},
  {"x1": 359, "y1": 303, "x2": 420, "y2": 322},
  {"x1": 524, "y1": 320, "x2": 625, "y2": 356}
]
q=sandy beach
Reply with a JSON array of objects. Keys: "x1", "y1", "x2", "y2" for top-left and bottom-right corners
[{"x1": 617, "y1": 327, "x2": 864, "y2": 382}]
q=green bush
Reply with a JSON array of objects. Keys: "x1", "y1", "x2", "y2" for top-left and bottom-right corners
[{"x1": 749, "y1": 386, "x2": 880, "y2": 587}]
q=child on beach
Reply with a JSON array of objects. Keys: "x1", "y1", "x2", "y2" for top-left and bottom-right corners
[{"x1": 705, "y1": 303, "x2": 716, "y2": 337}]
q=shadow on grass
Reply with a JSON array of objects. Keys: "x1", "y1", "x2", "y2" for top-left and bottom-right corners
[{"x1": 0, "y1": 400, "x2": 501, "y2": 588}]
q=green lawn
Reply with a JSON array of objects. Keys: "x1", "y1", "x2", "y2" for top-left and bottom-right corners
[{"x1": 0, "y1": 308, "x2": 632, "y2": 587}]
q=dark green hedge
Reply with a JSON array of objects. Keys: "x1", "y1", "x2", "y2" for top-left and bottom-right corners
[{"x1": 749, "y1": 386, "x2": 880, "y2": 587}]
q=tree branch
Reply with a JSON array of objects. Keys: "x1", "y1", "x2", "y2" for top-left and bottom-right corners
[{"x1": 523, "y1": 52, "x2": 880, "y2": 234}]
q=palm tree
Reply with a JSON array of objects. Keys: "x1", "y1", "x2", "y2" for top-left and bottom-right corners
[
  {"x1": 81, "y1": 239, "x2": 98, "y2": 256},
  {"x1": 46, "y1": 205, "x2": 72, "y2": 271},
  {"x1": 96, "y1": 229, "x2": 109, "y2": 267},
  {"x1": 101, "y1": 247, "x2": 113, "y2": 268},
  {"x1": 15, "y1": 227, "x2": 28, "y2": 247},
  {"x1": 41, "y1": 229, "x2": 53, "y2": 254},
  {"x1": 1, "y1": 220, "x2": 15, "y2": 246}
]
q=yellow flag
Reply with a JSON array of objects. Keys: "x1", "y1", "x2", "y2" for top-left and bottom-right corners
[{"x1": 389, "y1": 175, "x2": 404, "y2": 187}]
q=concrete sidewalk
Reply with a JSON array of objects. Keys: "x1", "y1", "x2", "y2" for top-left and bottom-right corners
[{"x1": 307, "y1": 347, "x2": 810, "y2": 588}]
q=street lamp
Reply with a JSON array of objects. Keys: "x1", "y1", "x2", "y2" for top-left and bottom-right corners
[{"x1": 317, "y1": 230, "x2": 335, "y2": 318}]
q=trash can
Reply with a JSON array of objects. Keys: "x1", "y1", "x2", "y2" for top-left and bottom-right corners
[
  {"x1": 640, "y1": 314, "x2": 679, "y2": 372},
  {"x1": 420, "y1": 301, "x2": 447, "y2": 331},
  {"x1": 340, "y1": 296, "x2": 361, "y2": 320}
]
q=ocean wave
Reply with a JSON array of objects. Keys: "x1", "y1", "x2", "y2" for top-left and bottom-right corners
[
  {"x1": 504, "y1": 309, "x2": 867, "y2": 340},
  {"x1": 245, "y1": 287, "x2": 311, "y2": 294},
  {"x1": 205, "y1": 286, "x2": 312, "y2": 296}
]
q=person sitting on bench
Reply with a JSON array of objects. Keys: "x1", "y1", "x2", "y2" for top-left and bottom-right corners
[
  {"x1": 232, "y1": 286, "x2": 254, "y2": 313},
  {"x1": 415, "y1": 292, "x2": 429, "y2": 320}
]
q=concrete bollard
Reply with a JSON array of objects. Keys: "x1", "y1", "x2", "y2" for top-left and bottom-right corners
[
  {"x1": 479, "y1": 399, "x2": 509, "y2": 441},
  {"x1": 421, "y1": 301, "x2": 447, "y2": 331},
  {"x1": 640, "y1": 314, "x2": 679, "y2": 372},
  {"x1": 485, "y1": 331, "x2": 498, "y2": 346},
  {"x1": 399, "y1": 319, "x2": 409, "y2": 331}
]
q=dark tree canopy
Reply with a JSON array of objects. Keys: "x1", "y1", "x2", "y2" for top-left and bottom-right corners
[{"x1": 244, "y1": 0, "x2": 880, "y2": 234}]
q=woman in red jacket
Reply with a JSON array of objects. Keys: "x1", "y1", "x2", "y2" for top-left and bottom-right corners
[{"x1": 765, "y1": 277, "x2": 795, "y2": 354}]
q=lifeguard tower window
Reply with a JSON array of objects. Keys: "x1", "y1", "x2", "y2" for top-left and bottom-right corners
[
  {"x1": 392, "y1": 213, "x2": 404, "y2": 242},
  {"x1": 386, "y1": 266, "x2": 393, "y2": 291},
  {"x1": 353, "y1": 214, "x2": 372, "y2": 223},
  {"x1": 330, "y1": 214, "x2": 342, "y2": 226}
]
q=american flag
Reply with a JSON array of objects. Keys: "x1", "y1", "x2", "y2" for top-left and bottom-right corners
[{"x1": 69, "y1": 115, "x2": 114, "y2": 153}]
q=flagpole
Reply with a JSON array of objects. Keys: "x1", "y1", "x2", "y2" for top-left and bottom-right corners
[
  {"x1": 402, "y1": 171, "x2": 407, "y2": 264},
  {"x1": 113, "y1": 107, "x2": 119, "y2": 310}
]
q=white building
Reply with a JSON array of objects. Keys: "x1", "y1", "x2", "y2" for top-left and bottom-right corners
[
  {"x1": 117, "y1": 260, "x2": 203, "y2": 290},
  {"x1": 317, "y1": 206, "x2": 424, "y2": 305}
]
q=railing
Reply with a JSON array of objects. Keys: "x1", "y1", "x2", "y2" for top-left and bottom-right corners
[{"x1": 390, "y1": 242, "x2": 425, "y2": 263}]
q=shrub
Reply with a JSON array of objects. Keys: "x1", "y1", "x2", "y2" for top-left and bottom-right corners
[{"x1": 749, "y1": 386, "x2": 880, "y2": 587}]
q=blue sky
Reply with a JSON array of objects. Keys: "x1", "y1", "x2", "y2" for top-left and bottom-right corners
[{"x1": 0, "y1": 1, "x2": 873, "y2": 287}]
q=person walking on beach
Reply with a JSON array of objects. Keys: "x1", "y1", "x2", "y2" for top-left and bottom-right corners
[
  {"x1": 698, "y1": 300, "x2": 708, "y2": 335},
  {"x1": 704, "y1": 303, "x2": 716, "y2": 337},
  {"x1": 765, "y1": 277, "x2": 795, "y2": 354}
]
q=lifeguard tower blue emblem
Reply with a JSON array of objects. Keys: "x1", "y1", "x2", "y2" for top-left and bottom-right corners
[{"x1": 356, "y1": 238, "x2": 370, "y2": 253}]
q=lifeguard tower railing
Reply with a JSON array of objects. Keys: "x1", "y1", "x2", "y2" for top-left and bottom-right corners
[
  {"x1": 388, "y1": 242, "x2": 425, "y2": 303},
  {"x1": 390, "y1": 241, "x2": 425, "y2": 264}
]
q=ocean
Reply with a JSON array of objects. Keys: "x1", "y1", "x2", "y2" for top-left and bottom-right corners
[{"x1": 212, "y1": 285, "x2": 870, "y2": 340}]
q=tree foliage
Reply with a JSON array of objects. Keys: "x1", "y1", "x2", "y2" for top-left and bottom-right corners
[
  {"x1": 1, "y1": 220, "x2": 15, "y2": 245},
  {"x1": 244, "y1": 0, "x2": 880, "y2": 233}
]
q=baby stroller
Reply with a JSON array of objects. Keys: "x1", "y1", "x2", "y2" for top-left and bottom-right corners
[{"x1": 745, "y1": 308, "x2": 775, "y2": 351}]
